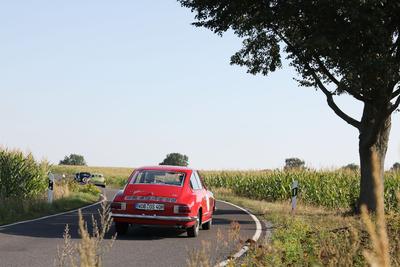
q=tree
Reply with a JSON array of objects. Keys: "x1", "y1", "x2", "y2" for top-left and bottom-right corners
[
  {"x1": 342, "y1": 163, "x2": 360, "y2": 172},
  {"x1": 159, "y1": 153, "x2": 189, "y2": 167},
  {"x1": 179, "y1": 0, "x2": 400, "y2": 211},
  {"x1": 391, "y1": 162, "x2": 400, "y2": 172},
  {"x1": 284, "y1": 157, "x2": 305, "y2": 170},
  {"x1": 59, "y1": 154, "x2": 87, "y2": 166}
]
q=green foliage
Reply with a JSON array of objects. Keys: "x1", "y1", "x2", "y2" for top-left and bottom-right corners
[
  {"x1": 391, "y1": 162, "x2": 400, "y2": 172},
  {"x1": 59, "y1": 154, "x2": 87, "y2": 166},
  {"x1": 342, "y1": 163, "x2": 360, "y2": 171},
  {"x1": 76, "y1": 183, "x2": 101, "y2": 195},
  {"x1": 0, "y1": 148, "x2": 48, "y2": 199},
  {"x1": 266, "y1": 218, "x2": 314, "y2": 266},
  {"x1": 0, "y1": 189, "x2": 99, "y2": 226},
  {"x1": 203, "y1": 170, "x2": 400, "y2": 211},
  {"x1": 179, "y1": 0, "x2": 400, "y2": 211},
  {"x1": 159, "y1": 152, "x2": 189, "y2": 167},
  {"x1": 179, "y1": 1, "x2": 400, "y2": 108},
  {"x1": 284, "y1": 157, "x2": 305, "y2": 170}
]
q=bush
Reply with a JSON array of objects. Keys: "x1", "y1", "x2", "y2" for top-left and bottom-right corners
[
  {"x1": 0, "y1": 148, "x2": 49, "y2": 199},
  {"x1": 284, "y1": 158, "x2": 305, "y2": 170},
  {"x1": 59, "y1": 154, "x2": 87, "y2": 166},
  {"x1": 159, "y1": 153, "x2": 189, "y2": 166}
]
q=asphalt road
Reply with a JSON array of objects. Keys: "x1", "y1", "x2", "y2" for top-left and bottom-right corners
[{"x1": 0, "y1": 188, "x2": 261, "y2": 267}]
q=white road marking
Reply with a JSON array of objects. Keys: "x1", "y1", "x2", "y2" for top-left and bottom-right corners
[
  {"x1": 215, "y1": 200, "x2": 263, "y2": 267},
  {"x1": 0, "y1": 194, "x2": 106, "y2": 230}
]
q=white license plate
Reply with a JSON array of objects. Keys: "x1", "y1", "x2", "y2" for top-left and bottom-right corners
[{"x1": 135, "y1": 203, "x2": 164, "y2": 211}]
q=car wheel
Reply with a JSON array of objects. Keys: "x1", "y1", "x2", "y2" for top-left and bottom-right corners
[
  {"x1": 187, "y1": 213, "x2": 200, "y2": 237},
  {"x1": 82, "y1": 177, "x2": 87, "y2": 184},
  {"x1": 115, "y1": 222, "x2": 128, "y2": 235},
  {"x1": 202, "y1": 218, "x2": 212, "y2": 230}
]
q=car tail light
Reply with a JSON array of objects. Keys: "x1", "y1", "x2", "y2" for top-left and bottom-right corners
[
  {"x1": 173, "y1": 205, "x2": 191, "y2": 214},
  {"x1": 111, "y1": 202, "x2": 126, "y2": 210}
]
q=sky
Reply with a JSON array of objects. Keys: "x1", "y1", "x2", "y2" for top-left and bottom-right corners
[{"x1": 0, "y1": 1, "x2": 399, "y2": 170}]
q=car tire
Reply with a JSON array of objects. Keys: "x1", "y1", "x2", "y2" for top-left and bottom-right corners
[
  {"x1": 115, "y1": 222, "x2": 128, "y2": 235},
  {"x1": 202, "y1": 218, "x2": 212, "y2": 230},
  {"x1": 187, "y1": 213, "x2": 200, "y2": 237},
  {"x1": 82, "y1": 177, "x2": 87, "y2": 184}
]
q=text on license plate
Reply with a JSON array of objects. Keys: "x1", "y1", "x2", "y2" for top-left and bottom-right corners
[{"x1": 135, "y1": 203, "x2": 164, "y2": 211}]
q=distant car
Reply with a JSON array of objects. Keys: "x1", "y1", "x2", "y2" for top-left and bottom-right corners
[
  {"x1": 89, "y1": 173, "x2": 106, "y2": 188},
  {"x1": 75, "y1": 172, "x2": 91, "y2": 183},
  {"x1": 111, "y1": 166, "x2": 215, "y2": 237},
  {"x1": 75, "y1": 172, "x2": 106, "y2": 188}
]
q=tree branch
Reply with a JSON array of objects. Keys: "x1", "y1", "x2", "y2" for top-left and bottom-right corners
[
  {"x1": 274, "y1": 30, "x2": 361, "y2": 129},
  {"x1": 392, "y1": 88, "x2": 400, "y2": 99},
  {"x1": 295, "y1": 21, "x2": 369, "y2": 103},
  {"x1": 313, "y1": 57, "x2": 340, "y2": 85},
  {"x1": 393, "y1": 33, "x2": 400, "y2": 60},
  {"x1": 313, "y1": 56, "x2": 369, "y2": 103},
  {"x1": 389, "y1": 95, "x2": 400, "y2": 113},
  {"x1": 307, "y1": 66, "x2": 361, "y2": 129}
]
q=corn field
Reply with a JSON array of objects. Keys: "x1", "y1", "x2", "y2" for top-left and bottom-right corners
[
  {"x1": 201, "y1": 170, "x2": 400, "y2": 211},
  {"x1": 0, "y1": 148, "x2": 49, "y2": 199}
]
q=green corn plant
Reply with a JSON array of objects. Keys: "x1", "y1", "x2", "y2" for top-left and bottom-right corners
[
  {"x1": 202, "y1": 169, "x2": 400, "y2": 211},
  {"x1": 0, "y1": 148, "x2": 48, "y2": 199}
]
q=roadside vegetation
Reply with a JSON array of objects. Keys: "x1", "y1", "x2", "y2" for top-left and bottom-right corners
[
  {"x1": 56, "y1": 201, "x2": 116, "y2": 267},
  {"x1": 213, "y1": 188, "x2": 400, "y2": 266},
  {"x1": 0, "y1": 148, "x2": 101, "y2": 226},
  {"x1": 202, "y1": 170, "x2": 400, "y2": 212}
]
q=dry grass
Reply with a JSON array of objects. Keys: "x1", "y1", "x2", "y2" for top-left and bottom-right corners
[
  {"x1": 186, "y1": 241, "x2": 212, "y2": 267},
  {"x1": 186, "y1": 219, "x2": 245, "y2": 267},
  {"x1": 55, "y1": 201, "x2": 116, "y2": 267}
]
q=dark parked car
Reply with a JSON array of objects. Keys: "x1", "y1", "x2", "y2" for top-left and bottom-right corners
[
  {"x1": 75, "y1": 172, "x2": 91, "y2": 183},
  {"x1": 75, "y1": 172, "x2": 106, "y2": 187}
]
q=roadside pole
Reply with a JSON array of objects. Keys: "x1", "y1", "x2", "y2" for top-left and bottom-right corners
[
  {"x1": 48, "y1": 172, "x2": 54, "y2": 204},
  {"x1": 291, "y1": 180, "x2": 298, "y2": 215}
]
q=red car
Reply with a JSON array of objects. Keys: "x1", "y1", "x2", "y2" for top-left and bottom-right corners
[{"x1": 110, "y1": 165, "x2": 215, "y2": 237}]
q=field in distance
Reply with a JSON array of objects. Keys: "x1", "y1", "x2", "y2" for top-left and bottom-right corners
[{"x1": 52, "y1": 165, "x2": 133, "y2": 188}]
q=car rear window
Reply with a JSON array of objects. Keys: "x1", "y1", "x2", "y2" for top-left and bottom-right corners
[{"x1": 130, "y1": 170, "x2": 185, "y2": 186}]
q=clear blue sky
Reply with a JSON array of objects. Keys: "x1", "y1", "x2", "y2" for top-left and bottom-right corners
[{"x1": 1, "y1": 1, "x2": 399, "y2": 169}]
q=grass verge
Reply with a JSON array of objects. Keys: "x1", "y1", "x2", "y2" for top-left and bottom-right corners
[
  {"x1": 213, "y1": 188, "x2": 400, "y2": 266},
  {"x1": 0, "y1": 184, "x2": 100, "y2": 226}
]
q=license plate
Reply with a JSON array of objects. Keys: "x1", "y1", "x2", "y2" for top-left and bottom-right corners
[{"x1": 135, "y1": 203, "x2": 164, "y2": 211}]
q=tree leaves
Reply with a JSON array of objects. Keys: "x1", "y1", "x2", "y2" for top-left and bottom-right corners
[{"x1": 179, "y1": 0, "x2": 400, "y2": 106}]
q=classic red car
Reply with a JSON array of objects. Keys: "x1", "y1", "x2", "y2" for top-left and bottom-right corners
[{"x1": 110, "y1": 165, "x2": 215, "y2": 237}]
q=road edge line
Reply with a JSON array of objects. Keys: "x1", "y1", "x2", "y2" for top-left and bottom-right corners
[
  {"x1": 215, "y1": 200, "x2": 263, "y2": 267},
  {"x1": 0, "y1": 194, "x2": 106, "y2": 229}
]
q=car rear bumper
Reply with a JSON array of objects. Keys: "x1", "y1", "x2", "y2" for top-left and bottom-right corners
[{"x1": 111, "y1": 213, "x2": 197, "y2": 222}]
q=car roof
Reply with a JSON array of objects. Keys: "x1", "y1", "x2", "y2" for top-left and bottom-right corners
[{"x1": 136, "y1": 165, "x2": 194, "y2": 172}]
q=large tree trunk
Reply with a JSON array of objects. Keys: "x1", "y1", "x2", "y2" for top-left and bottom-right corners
[{"x1": 358, "y1": 103, "x2": 391, "y2": 212}]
